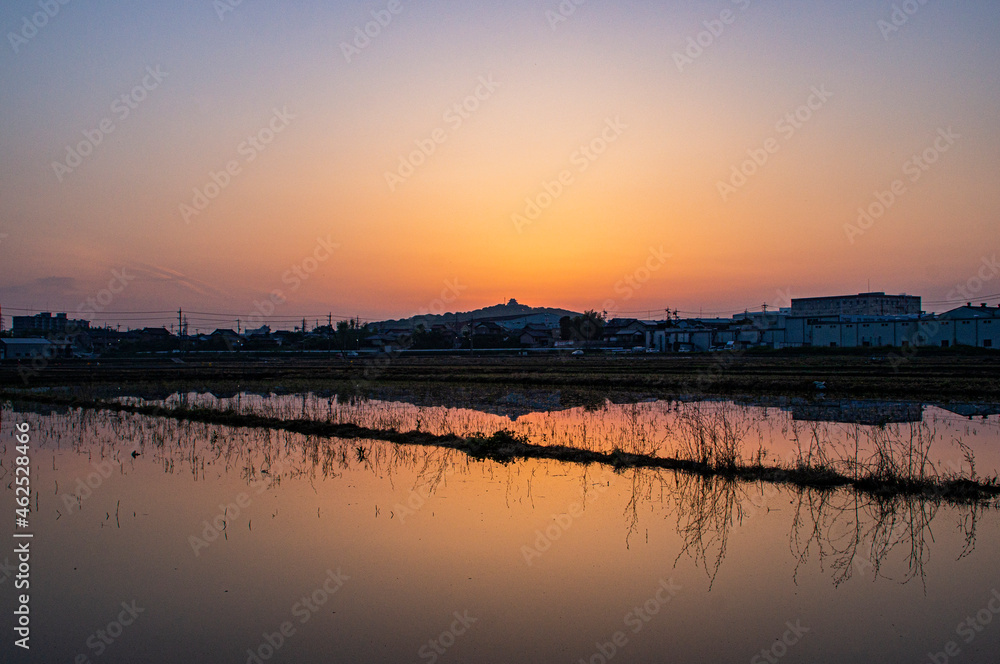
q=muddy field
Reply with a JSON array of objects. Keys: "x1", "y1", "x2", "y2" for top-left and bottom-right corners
[{"x1": 2, "y1": 350, "x2": 998, "y2": 399}]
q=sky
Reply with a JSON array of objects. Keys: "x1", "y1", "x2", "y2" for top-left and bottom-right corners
[{"x1": 1, "y1": 0, "x2": 999, "y2": 330}]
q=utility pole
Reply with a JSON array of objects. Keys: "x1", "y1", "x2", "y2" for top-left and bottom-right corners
[
  {"x1": 236, "y1": 319, "x2": 240, "y2": 335},
  {"x1": 178, "y1": 308, "x2": 183, "y2": 338}
]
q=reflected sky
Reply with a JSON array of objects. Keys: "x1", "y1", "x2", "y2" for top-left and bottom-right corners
[
  {"x1": 2, "y1": 404, "x2": 999, "y2": 663},
  {"x1": 111, "y1": 389, "x2": 1000, "y2": 478}
]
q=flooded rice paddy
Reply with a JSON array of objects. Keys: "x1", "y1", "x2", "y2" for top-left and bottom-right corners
[{"x1": 3, "y1": 387, "x2": 1000, "y2": 662}]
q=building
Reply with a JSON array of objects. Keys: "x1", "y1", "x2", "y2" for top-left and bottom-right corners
[
  {"x1": 789, "y1": 400, "x2": 923, "y2": 425},
  {"x1": 77, "y1": 327, "x2": 124, "y2": 354},
  {"x1": 603, "y1": 319, "x2": 655, "y2": 349},
  {"x1": 790, "y1": 292, "x2": 921, "y2": 317},
  {"x1": 779, "y1": 304, "x2": 999, "y2": 349},
  {"x1": 492, "y1": 312, "x2": 565, "y2": 331},
  {"x1": 210, "y1": 329, "x2": 242, "y2": 348},
  {"x1": 782, "y1": 313, "x2": 940, "y2": 349},
  {"x1": 652, "y1": 322, "x2": 714, "y2": 352},
  {"x1": 12, "y1": 312, "x2": 90, "y2": 335},
  {"x1": 139, "y1": 327, "x2": 173, "y2": 343},
  {"x1": 519, "y1": 326, "x2": 555, "y2": 348},
  {"x1": 0, "y1": 338, "x2": 57, "y2": 360},
  {"x1": 929, "y1": 303, "x2": 1000, "y2": 348}
]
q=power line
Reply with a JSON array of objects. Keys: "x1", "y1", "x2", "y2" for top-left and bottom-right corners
[
  {"x1": 1, "y1": 306, "x2": 177, "y2": 314},
  {"x1": 923, "y1": 293, "x2": 1000, "y2": 305},
  {"x1": 3, "y1": 306, "x2": 375, "y2": 324}
]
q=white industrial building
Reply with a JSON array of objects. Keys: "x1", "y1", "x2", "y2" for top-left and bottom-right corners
[{"x1": 622, "y1": 302, "x2": 1000, "y2": 352}]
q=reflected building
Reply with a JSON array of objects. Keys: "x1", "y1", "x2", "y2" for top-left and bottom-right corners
[{"x1": 787, "y1": 399, "x2": 923, "y2": 425}]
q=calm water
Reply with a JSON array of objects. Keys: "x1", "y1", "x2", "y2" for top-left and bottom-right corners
[{"x1": 3, "y1": 390, "x2": 1000, "y2": 663}]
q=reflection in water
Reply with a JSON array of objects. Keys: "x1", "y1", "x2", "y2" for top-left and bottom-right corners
[
  {"x1": 790, "y1": 401, "x2": 924, "y2": 424},
  {"x1": 787, "y1": 490, "x2": 939, "y2": 589},
  {"x1": 6, "y1": 401, "x2": 1000, "y2": 664},
  {"x1": 613, "y1": 456, "x2": 988, "y2": 592},
  {"x1": 669, "y1": 474, "x2": 743, "y2": 588},
  {"x1": 99, "y1": 389, "x2": 1000, "y2": 482},
  {"x1": 13, "y1": 403, "x2": 988, "y2": 593}
]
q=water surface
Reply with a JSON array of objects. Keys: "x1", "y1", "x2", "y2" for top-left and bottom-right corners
[{"x1": 3, "y1": 391, "x2": 1000, "y2": 663}]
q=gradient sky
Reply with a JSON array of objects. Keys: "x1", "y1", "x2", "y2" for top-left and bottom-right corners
[{"x1": 1, "y1": 0, "x2": 999, "y2": 329}]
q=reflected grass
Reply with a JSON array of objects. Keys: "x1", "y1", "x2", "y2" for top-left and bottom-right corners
[
  {"x1": 5, "y1": 390, "x2": 999, "y2": 505},
  {"x1": 6, "y1": 400, "x2": 994, "y2": 592}
]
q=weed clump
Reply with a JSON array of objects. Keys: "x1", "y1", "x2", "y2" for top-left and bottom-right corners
[{"x1": 464, "y1": 430, "x2": 530, "y2": 463}]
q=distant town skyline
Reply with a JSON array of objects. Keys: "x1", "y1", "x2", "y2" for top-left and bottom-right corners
[
  {"x1": 3, "y1": 286, "x2": 997, "y2": 334},
  {"x1": 2, "y1": 2, "x2": 999, "y2": 322}
]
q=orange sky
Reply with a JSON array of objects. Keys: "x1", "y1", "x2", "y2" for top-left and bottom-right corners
[{"x1": 2, "y1": 1, "x2": 999, "y2": 327}]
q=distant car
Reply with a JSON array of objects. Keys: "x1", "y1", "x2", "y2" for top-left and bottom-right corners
[{"x1": 571, "y1": 350, "x2": 584, "y2": 356}]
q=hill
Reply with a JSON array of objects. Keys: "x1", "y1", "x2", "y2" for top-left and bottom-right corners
[{"x1": 376, "y1": 299, "x2": 581, "y2": 330}]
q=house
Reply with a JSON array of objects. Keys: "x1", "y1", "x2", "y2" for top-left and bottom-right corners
[
  {"x1": 428, "y1": 324, "x2": 459, "y2": 348},
  {"x1": 210, "y1": 329, "x2": 242, "y2": 349},
  {"x1": 603, "y1": 319, "x2": 655, "y2": 349},
  {"x1": 519, "y1": 327, "x2": 554, "y2": 348},
  {"x1": 521, "y1": 323, "x2": 556, "y2": 342},
  {"x1": 139, "y1": 327, "x2": 173, "y2": 343},
  {"x1": 653, "y1": 323, "x2": 714, "y2": 352},
  {"x1": 211, "y1": 328, "x2": 240, "y2": 340},
  {"x1": 77, "y1": 327, "x2": 124, "y2": 354},
  {"x1": 272, "y1": 330, "x2": 298, "y2": 346},
  {"x1": 492, "y1": 313, "x2": 565, "y2": 331},
  {"x1": 366, "y1": 328, "x2": 412, "y2": 351},
  {"x1": 468, "y1": 321, "x2": 505, "y2": 336}
]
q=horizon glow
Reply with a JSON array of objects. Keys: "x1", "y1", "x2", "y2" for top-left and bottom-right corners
[{"x1": 1, "y1": 0, "x2": 999, "y2": 327}]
